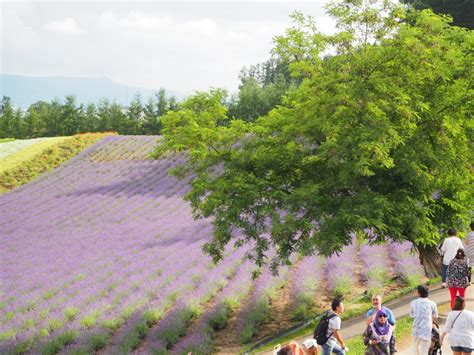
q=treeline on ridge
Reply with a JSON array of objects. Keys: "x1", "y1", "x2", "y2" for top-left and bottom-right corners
[{"x1": 0, "y1": 59, "x2": 294, "y2": 139}]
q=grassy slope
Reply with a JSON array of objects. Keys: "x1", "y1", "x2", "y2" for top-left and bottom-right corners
[
  {"x1": 0, "y1": 133, "x2": 114, "y2": 193},
  {"x1": 0, "y1": 138, "x2": 16, "y2": 143},
  {"x1": 0, "y1": 137, "x2": 69, "y2": 172}
]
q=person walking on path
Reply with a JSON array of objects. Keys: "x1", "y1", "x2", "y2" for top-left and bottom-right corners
[
  {"x1": 440, "y1": 228, "x2": 464, "y2": 287},
  {"x1": 363, "y1": 309, "x2": 396, "y2": 354},
  {"x1": 447, "y1": 248, "x2": 471, "y2": 309},
  {"x1": 440, "y1": 296, "x2": 474, "y2": 355},
  {"x1": 321, "y1": 299, "x2": 348, "y2": 355},
  {"x1": 410, "y1": 285, "x2": 438, "y2": 355},
  {"x1": 366, "y1": 295, "x2": 396, "y2": 326},
  {"x1": 441, "y1": 228, "x2": 464, "y2": 288},
  {"x1": 465, "y1": 222, "x2": 474, "y2": 282}
]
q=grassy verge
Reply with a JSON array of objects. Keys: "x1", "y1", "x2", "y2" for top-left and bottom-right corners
[
  {"x1": 0, "y1": 132, "x2": 113, "y2": 193},
  {"x1": 249, "y1": 278, "x2": 440, "y2": 353},
  {"x1": 0, "y1": 138, "x2": 15, "y2": 143},
  {"x1": 0, "y1": 137, "x2": 68, "y2": 172}
]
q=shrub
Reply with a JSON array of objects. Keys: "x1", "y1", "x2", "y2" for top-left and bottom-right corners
[
  {"x1": 79, "y1": 310, "x2": 100, "y2": 328},
  {"x1": 119, "y1": 321, "x2": 148, "y2": 353},
  {"x1": 142, "y1": 308, "x2": 163, "y2": 327},
  {"x1": 40, "y1": 331, "x2": 76, "y2": 355},
  {"x1": 239, "y1": 299, "x2": 270, "y2": 344},
  {"x1": 87, "y1": 333, "x2": 109, "y2": 351},
  {"x1": 64, "y1": 307, "x2": 79, "y2": 322},
  {"x1": 207, "y1": 302, "x2": 232, "y2": 330}
]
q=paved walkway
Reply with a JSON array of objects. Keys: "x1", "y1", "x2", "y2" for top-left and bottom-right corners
[{"x1": 257, "y1": 284, "x2": 474, "y2": 354}]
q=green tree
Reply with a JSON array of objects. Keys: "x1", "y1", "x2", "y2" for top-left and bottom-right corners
[
  {"x1": 61, "y1": 95, "x2": 81, "y2": 135},
  {"x1": 28, "y1": 101, "x2": 50, "y2": 137},
  {"x1": 143, "y1": 94, "x2": 161, "y2": 135},
  {"x1": 168, "y1": 96, "x2": 178, "y2": 111},
  {"x1": 402, "y1": 0, "x2": 474, "y2": 29},
  {"x1": 12, "y1": 108, "x2": 24, "y2": 138},
  {"x1": 156, "y1": 88, "x2": 168, "y2": 117},
  {"x1": 24, "y1": 106, "x2": 41, "y2": 138},
  {"x1": 228, "y1": 77, "x2": 265, "y2": 122},
  {"x1": 109, "y1": 102, "x2": 127, "y2": 134},
  {"x1": 43, "y1": 99, "x2": 62, "y2": 136},
  {"x1": 154, "y1": 1, "x2": 473, "y2": 277},
  {"x1": 84, "y1": 103, "x2": 98, "y2": 132},
  {"x1": 228, "y1": 59, "x2": 294, "y2": 122},
  {"x1": 0, "y1": 96, "x2": 15, "y2": 138},
  {"x1": 98, "y1": 99, "x2": 112, "y2": 132},
  {"x1": 126, "y1": 94, "x2": 144, "y2": 134}
]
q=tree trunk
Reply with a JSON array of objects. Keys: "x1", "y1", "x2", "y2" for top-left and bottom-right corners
[{"x1": 417, "y1": 245, "x2": 442, "y2": 279}]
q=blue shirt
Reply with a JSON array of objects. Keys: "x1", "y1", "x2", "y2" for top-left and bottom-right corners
[{"x1": 367, "y1": 306, "x2": 396, "y2": 325}]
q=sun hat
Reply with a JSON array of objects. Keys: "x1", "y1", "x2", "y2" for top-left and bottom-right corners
[{"x1": 302, "y1": 338, "x2": 317, "y2": 349}]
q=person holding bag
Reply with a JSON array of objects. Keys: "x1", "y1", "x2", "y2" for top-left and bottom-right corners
[
  {"x1": 440, "y1": 296, "x2": 474, "y2": 355},
  {"x1": 447, "y1": 248, "x2": 471, "y2": 309}
]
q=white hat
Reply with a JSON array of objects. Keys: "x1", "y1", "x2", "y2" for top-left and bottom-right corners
[{"x1": 302, "y1": 338, "x2": 317, "y2": 349}]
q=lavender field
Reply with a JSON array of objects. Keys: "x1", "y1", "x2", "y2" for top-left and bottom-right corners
[{"x1": 0, "y1": 136, "x2": 425, "y2": 354}]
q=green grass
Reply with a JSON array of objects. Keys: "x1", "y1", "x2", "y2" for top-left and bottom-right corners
[
  {"x1": 0, "y1": 138, "x2": 15, "y2": 143},
  {"x1": 345, "y1": 315, "x2": 414, "y2": 353},
  {"x1": 0, "y1": 133, "x2": 113, "y2": 193},
  {"x1": 0, "y1": 137, "x2": 68, "y2": 173}
]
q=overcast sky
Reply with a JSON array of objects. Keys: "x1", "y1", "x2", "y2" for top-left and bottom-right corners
[{"x1": 1, "y1": 1, "x2": 336, "y2": 95}]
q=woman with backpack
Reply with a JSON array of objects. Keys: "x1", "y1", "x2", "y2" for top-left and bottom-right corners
[
  {"x1": 440, "y1": 296, "x2": 474, "y2": 355},
  {"x1": 363, "y1": 309, "x2": 396, "y2": 354},
  {"x1": 447, "y1": 248, "x2": 471, "y2": 309}
]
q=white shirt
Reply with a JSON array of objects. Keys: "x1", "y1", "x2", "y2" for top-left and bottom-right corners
[
  {"x1": 441, "y1": 236, "x2": 464, "y2": 265},
  {"x1": 443, "y1": 310, "x2": 474, "y2": 348},
  {"x1": 410, "y1": 297, "x2": 438, "y2": 340},
  {"x1": 326, "y1": 311, "x2": 341, "y2": 346}
]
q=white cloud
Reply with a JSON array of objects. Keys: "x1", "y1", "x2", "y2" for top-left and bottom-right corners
[
  {"x1": 3, "y1": 2, "x2": 331, "y2": 94},
  {"x1": 44, "y1": 17, "x2": 84, "y2": 34},
  {"x1": 98, "y1": 11, "x2": 217, "y2": 36}
]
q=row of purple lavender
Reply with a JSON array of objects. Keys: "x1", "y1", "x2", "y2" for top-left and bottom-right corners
[{"x1": 0, "y1": 136, "x2": 426, "y2": 354}]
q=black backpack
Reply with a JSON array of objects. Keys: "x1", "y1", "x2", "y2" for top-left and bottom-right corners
[{"x1": 314, "y1": 311, "x2": 337, "y2": 345}]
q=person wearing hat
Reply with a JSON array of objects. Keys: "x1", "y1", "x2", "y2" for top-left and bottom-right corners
[
  {"x1": 363, "y1": 309, "x2": 396, "y2": 354},
  {"x1": 302, "y1": 339, "x2": 319, "y2": 355}
]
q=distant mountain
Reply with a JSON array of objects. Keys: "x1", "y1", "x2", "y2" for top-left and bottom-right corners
[{"x1": 0, "y1": 74, "x2": 182, "y2": 108}]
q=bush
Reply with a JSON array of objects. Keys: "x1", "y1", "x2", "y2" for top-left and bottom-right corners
[
  {"x1": 79, "y1": 310, "x2": 100, "y2": 328},
  {"x1": 239, "y1": 299, "x2": 270, "y2": 344},
  {"x1": 158, "y1": 308, "x2": 196, "y2": 349},
  {"x1": 119, "y1": 321, "x2": 148, "y2": 353},
  {"x1": 64, "y1": 307, "x2": 79, "y2": 322},
  {"x1": 207, "y1": 302, "x2": 232, "y2": 330},
  {"x1": 143, "y1": 308, "x2": 163, "y2": 327},
  {"x1": 40, "y1": 331, "x2": 76, "y2": 355},
  {"x1": 87, "y1": 333, "x2": 109, "y2": 351}
]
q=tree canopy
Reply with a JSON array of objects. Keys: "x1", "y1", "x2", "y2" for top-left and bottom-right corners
[
  {"x1": 155, "y1": 0, "x2": 473, "y2": 275},
  {"x1": 402, "y1": 0, "x2": 474, "y2": 29}
]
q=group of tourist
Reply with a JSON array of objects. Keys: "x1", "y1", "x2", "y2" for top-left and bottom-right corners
[{"x1": 274, "y1": 223, "x2": 474, "y2": 355}]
